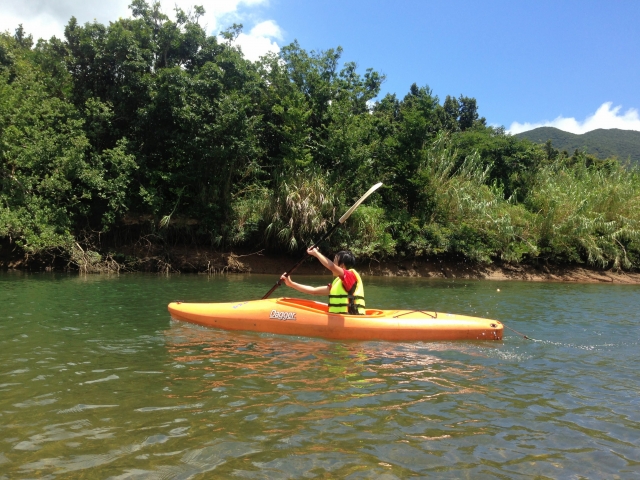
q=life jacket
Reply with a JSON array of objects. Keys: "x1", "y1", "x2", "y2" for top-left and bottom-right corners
[{"x1": 328, "y1": 269, "x2": 365, "y2": 315}]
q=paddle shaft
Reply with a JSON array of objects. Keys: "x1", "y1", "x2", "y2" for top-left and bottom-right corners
[
  {"x1": 261, "y1": 221, "x2": 340, "y2": 299},
  {"x1": 261, "y1": 182, "x2": 383, "y2": 300}
]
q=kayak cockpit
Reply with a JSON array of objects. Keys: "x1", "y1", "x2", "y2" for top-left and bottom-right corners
[{"x1": 277, "y1": 297, "x2": 385, "y2": 317}]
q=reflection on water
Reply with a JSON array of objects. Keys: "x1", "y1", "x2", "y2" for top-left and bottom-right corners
[
  {"x1": 159, "y1": 322, "x2": 496, "y2": 478},
  {"x1": 0, "y1": 272, "x2": 639, "y2": 478},
  {"x1": 166, "y1": 321, "x2": 489, "y2": 409}
]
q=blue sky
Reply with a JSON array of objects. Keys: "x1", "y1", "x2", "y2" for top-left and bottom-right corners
[{"x1": 2, "y1": 0, "x2": 639, "y2": 133}]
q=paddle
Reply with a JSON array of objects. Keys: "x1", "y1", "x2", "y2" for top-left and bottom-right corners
[{"x1": 262, "y1": 182, "x2": 383, "y2": 299}]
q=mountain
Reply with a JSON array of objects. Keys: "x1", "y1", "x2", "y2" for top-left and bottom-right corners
[{"x1": 514, "y1": 127, "x2": 640, "y2": 165}]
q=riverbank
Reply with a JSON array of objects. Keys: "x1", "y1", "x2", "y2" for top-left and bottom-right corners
[
  {"x1": 68, "y1": 245, "x2": 640, "y2": 284},
  {"x1": 3, "y1": 243, "x2": 640, "y2": 283},
  {"x1": 211, "y1": 250, "x2": 640, "y2": 284}
]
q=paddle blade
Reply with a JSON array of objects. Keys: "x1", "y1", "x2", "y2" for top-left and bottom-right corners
[{"x1": 338, "y1": 182, "x2": 383, "y2": 224}]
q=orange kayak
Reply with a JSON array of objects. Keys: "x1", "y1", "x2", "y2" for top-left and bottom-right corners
[{"x1": 168, "y1": 297, "x2": 503, "y2": 341}]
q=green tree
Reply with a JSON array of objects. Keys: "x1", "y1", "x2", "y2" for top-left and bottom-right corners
[{"x1": 0, "y1": 32, "x2": 136, "y2": 255}]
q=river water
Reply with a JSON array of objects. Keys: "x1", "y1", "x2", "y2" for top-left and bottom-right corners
[{"x1": 1, "y1": 271, "x2": 639, "y2": 479}]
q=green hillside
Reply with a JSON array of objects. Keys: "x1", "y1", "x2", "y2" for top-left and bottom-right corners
[{"x1": 515, "y1": 127, "x2": 640, "y2": 164}]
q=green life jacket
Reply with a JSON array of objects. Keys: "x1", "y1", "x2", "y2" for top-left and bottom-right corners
[{"x1": 328, "y1": 269, "x2": 365, "y2": 315}]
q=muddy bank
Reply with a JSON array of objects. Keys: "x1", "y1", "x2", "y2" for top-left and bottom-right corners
[
  {"x1": 3, "y1": 243, "x2": 640, "y2": 284},
  {"x1": 113, "y1": 245, "x2": 640, "y2": 284}
]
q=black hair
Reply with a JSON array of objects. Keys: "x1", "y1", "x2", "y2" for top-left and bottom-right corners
[{"x1": 334, "y1": 250, "x2": 356, "y2": 269}]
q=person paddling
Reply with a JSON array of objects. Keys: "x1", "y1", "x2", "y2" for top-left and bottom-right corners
[{"x1": 280, "y1": 247, "x2": 366, "y2": 315}]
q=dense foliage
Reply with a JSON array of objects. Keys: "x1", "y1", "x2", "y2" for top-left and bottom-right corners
[{"x1": 2, "y1": 2, "x2": 640, "y2": 271}]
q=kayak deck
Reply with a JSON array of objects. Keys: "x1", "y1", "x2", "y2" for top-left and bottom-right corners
[{"x1": 168, "y1": 297, "x2": 503, "y2": 341}]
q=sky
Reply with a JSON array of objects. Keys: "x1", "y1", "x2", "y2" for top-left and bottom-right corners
[{"x1": 1, "y1": 0, "x2": 639, "y2": 134}]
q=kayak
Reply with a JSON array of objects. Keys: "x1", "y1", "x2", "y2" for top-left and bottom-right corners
[{"x1": 167, "y1": 297, "x2": 503, "y2": 341}]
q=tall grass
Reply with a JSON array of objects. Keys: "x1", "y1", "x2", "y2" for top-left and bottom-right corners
[
  {"x1": 338, "y1": 205, "x2": 397, "y2": 258},
  {"x1": 265, "y1": 170, "x2": 338, "y2": 250},
  {"x1": 410, "y1": 134, "x2": 537, "y2": 263},
  {"x1": 527, "y1": 160, "x2": 640, "y2": 269},
  {"x1": 230, "y1": 170, "x2": 396, "y2": 257},
  {"x1": 230, "y1": 139, "x2": 640, "y2": 270},
  {"x1": 229, "y1": 170, "x2": 338, "y2": 250}
]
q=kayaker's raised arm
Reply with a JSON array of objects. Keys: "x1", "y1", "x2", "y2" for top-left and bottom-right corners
[{"x1": 307, "y1": 247, "x2": 344, "y2": 277}]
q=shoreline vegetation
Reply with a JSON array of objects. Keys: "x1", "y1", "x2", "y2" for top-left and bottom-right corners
[
  {"x1": 3, "y1": 245, "x2": 640, "y2": 284},
  {"x1": 2, "y1": 1, "x2": 640, "y2": 281}
]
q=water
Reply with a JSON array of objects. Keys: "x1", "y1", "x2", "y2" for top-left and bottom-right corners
[{"x1": 1, "y1": 271, "x2": 639, "y2": 478}]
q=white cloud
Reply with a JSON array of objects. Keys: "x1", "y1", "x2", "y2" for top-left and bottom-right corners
[
  {"x1": 232, "y1": 20, "x2": 282, "y2": 61},
  {"x1": 205, "y1": 0, "x2": 267, "y2": 19},
  {"x1": 508, "y1": 102, "x2": 640, "y2": 135},
  {"x1": 247, "y1": 19, "x2": 282, "y2": 39},
  {"x1": 0, "y1": 0, "x2": 281, "y2": 59},
  {"x1": 197, "y1": 0, "x2": 271, "y2": 33},
  {"x1": 0, "y1": 0, "x2": 130, "y2": 40}
]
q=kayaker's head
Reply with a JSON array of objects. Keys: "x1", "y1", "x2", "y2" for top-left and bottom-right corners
[{"x1": 333, "y1": 250, "x2": 356, "y2": 271}]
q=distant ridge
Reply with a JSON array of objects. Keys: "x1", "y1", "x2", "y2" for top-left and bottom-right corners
[{"x1": 515, "y1": 127, "x2": 640, "y2": 165}]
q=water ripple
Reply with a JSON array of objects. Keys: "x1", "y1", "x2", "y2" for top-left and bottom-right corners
[{"x1": 57, "y1": 404, "x2": 120, "y2": 414}]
